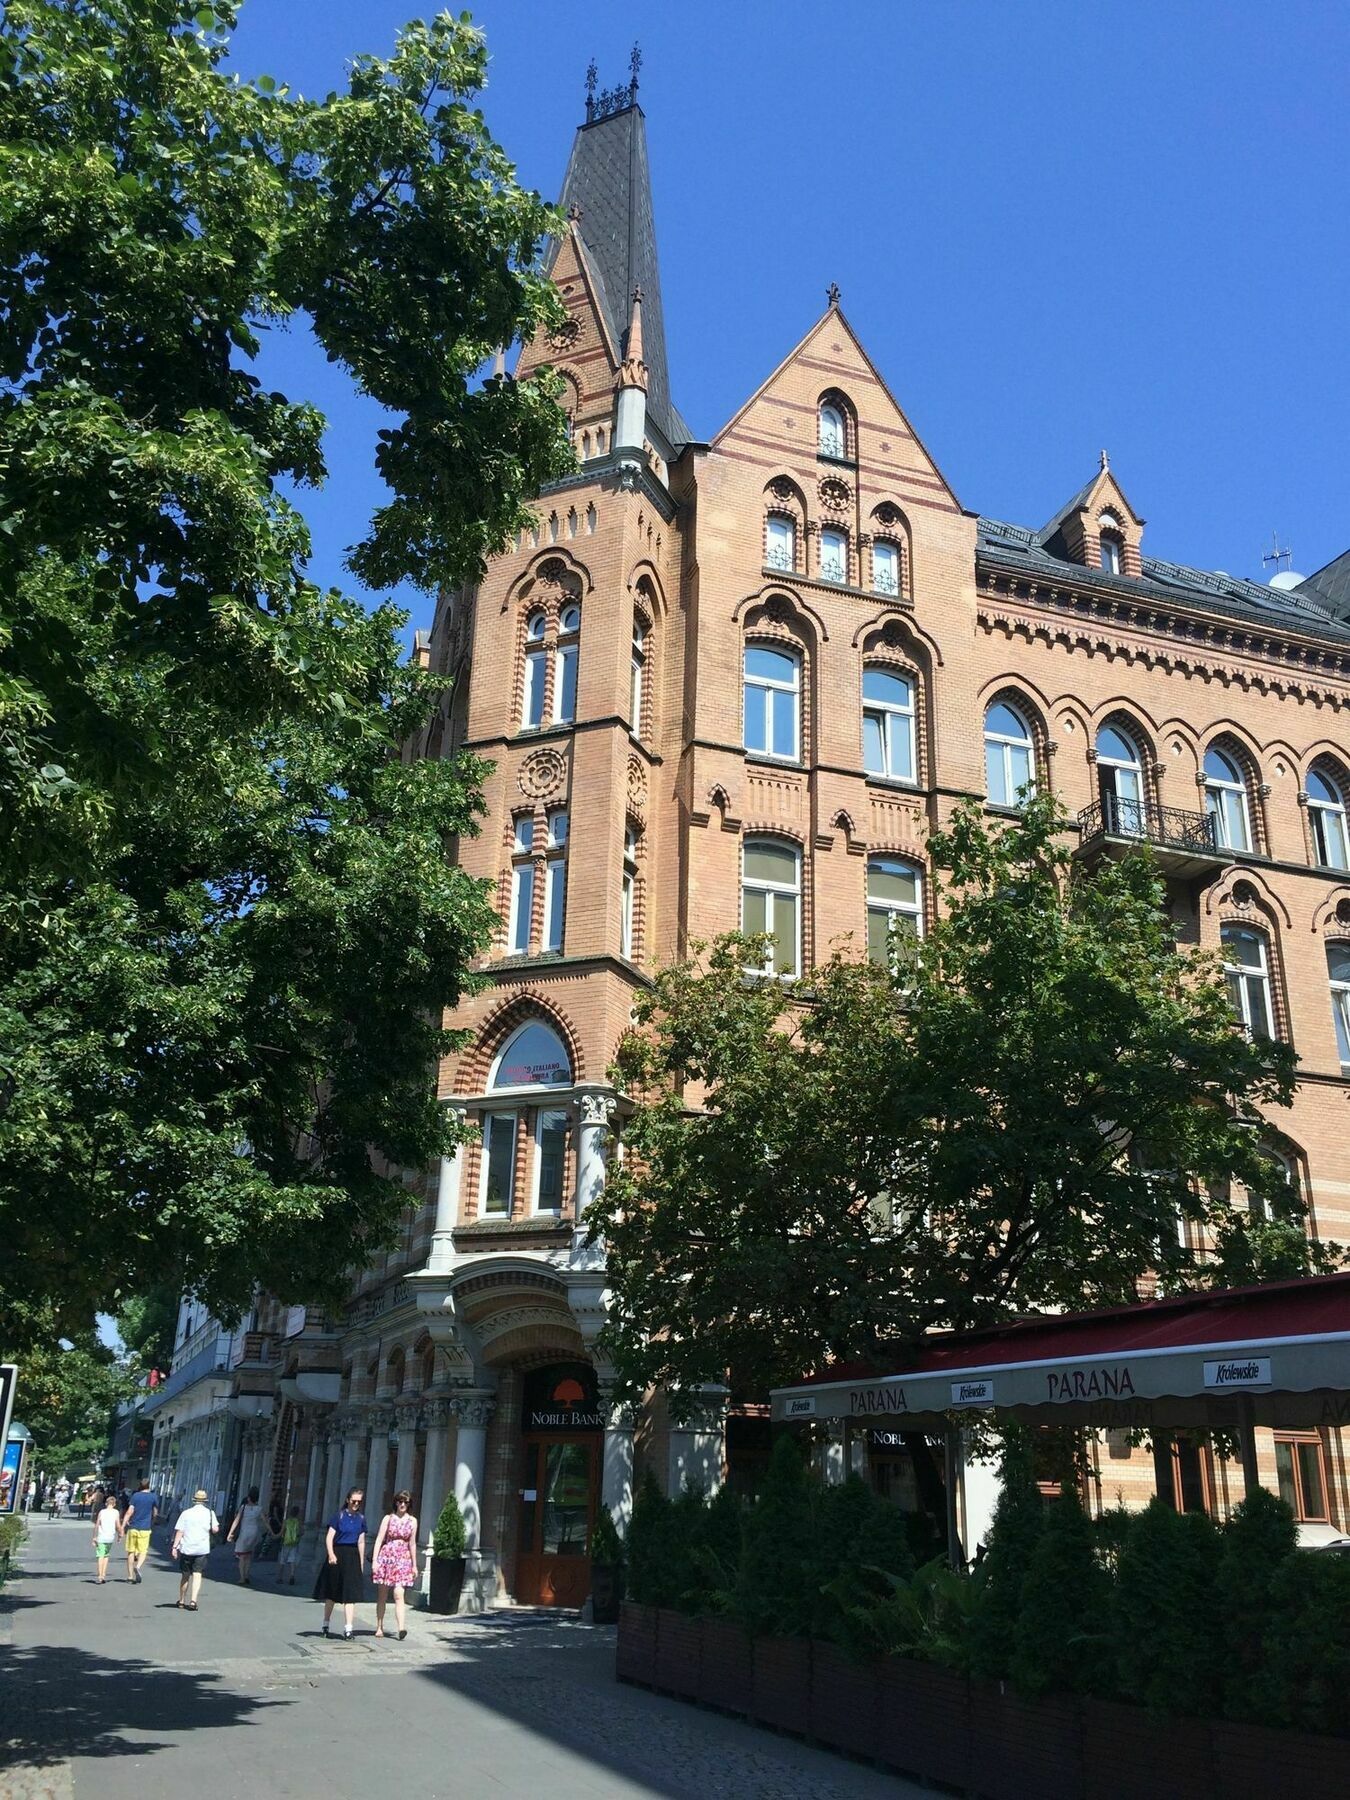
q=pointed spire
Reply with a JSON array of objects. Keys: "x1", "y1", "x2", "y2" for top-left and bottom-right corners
[{"x1": 617, "y1": 286, "x2": 648, "y2": 393}]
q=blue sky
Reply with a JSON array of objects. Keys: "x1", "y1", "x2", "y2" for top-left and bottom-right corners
[{"x1": 226, "y1": 1, "x2": 1350, "y2": 642}]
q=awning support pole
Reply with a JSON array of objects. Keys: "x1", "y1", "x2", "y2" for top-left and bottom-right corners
[
  {"x1": 1239, "y1": 1396, "x2": 1263, "y2": 1498},
  {"x1": 943, "y1": 1427, "x2": 964, "y2": 1570}
]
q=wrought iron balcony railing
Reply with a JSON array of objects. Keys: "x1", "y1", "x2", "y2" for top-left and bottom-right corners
[
  {"x1": 764, "y1": 547, "x2": 794, "y2": 572},
  {"x1": 1078, "y1": 797, "x2": 1219, "y2": 857}
]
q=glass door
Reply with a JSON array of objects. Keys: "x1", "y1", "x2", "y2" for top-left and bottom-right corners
[{"x1": 515, "y1": 1436, "x2": 597, "y2": 1607}]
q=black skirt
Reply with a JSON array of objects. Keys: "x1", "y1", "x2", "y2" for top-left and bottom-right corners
[{"x1": 313, "y1": 1543, "x2": 364, "y2": 1605}]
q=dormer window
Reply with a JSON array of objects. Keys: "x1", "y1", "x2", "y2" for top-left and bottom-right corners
[
  {"x1": 1100, "y1": 532, "x2": 1123, "y2": 575},
  {"x1": 819, "y1": 403, "x2": 845, "y2": 460}
]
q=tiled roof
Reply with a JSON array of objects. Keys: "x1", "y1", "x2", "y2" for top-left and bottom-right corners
[
  {"x1": 1299, "y1": 550, "x2": 1350, "y2": 622},
  {"x1": 551, "y1": 102, "x2": 690, "y2": 449},
  {"x1": 978, "y1": 518, "x2": 1350, "y2": 647}
]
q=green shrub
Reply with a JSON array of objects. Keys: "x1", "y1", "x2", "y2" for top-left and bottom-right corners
[
  {"x1": 734, "y1": 1434, "x2": 816, "y2": 1637},
  {"x1": 687, "y1": 1481, "x2": 743, "y2": 1612},
  {"x1": 431, "y1": 1491, "x2": 467, "y2": 1561},
  {"x1": 967, "y1": 1428, "x2": 1045, "y2": 1683},
  {"x1": 1114, "y1": 1500, "x2": 1223, "y2": 1717},
  {"x1": 1216, "y1": 1487, "x2": 1297, "y2": 1716},
  {"x1": 626, "y1": 1471, "x2": 706, "y2": 1610},
  {"x1": 590, "y1": 1508, "x2": 623, "y2": 1564},
  {"x1": 0, "y1": 1513, "x2": 25, "y2": 1580},
  {"x1": 1009, "y1": 1493, "x2": 1112, "y2": 1697},
  {"x1": 818, "y1": 1481, "x2": 917, "y2": 1661},
  {"x1": 1256, "y1": 1551, "x2": 1350, "y2": 1735}
]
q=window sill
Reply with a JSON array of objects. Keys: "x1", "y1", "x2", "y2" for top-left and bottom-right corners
[
  {"x1": 514, "y1": 722, "x2": 574, "y2": 744},
  {"x1": 816, "y1": 453, "x2": 857, "y2": 470},
  {"x1": 865, "y1": 774, "x2": 921, "y2": 793},
  {"x1": 745, "y1": 752, "x2": 805, "y2": 771}
]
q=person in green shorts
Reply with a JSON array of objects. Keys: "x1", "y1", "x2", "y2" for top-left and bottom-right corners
[
  {"x1": 92, "y1": 1494, "x2": 121, "y2": 1584},
  {"x1": 276, "y1": 1504, "x2": 303, "y2": 1585}
]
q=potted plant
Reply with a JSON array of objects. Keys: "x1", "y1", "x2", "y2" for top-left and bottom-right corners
[
  {"x1": 428, "y1": 1491, "x2": 467, "y2": 1615},
  {"x1": 590, "y1": 1508, "x2": 624, "y2": 1624}
]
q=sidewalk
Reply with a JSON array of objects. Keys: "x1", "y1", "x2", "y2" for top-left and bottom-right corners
[{"x1": 1, "y1": 1519, "x2": 925, "y2": 1800}]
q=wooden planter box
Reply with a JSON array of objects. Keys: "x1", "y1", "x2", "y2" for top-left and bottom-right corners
[
  {"x1": 809, "y1": 1640, "x2": 881, "y2": 1761},
  {"x1": 653, "y1": 1608, "x2": 701, "y2": 1699},
  {"x1": 876, "y1": 1655, "x2": 970, "y2": 1792},
  {"x1": 615, "y1": 1601, "x2": 658, "y2": 1687},
  {"x1": 750, "y1": 1633, "x2": 811, "y2": 1735},
  {"x1": 697, "y1": 1616, "x2": 754, "y2": 1715},
  {"x1": 968, "y1": 1681, "x2": 1083, "y2": 1800},
  {"x1": 1210, "y1": 1717, "x2": 1349, "y2": 1799},
  {"x1": 1081, "y1": 1696, "x2": 1214, "y2": 1800}
]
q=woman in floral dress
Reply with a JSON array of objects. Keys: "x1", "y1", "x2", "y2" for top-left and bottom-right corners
[{"x1": 370, "y1": 1490, "x2": 419, "y2": 1639}]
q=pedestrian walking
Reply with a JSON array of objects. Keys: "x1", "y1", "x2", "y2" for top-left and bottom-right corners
[
  {"x1": 226, "y1": 1487, "x2": 265, "y2": 1585},
  {"x1": 171, "y1": 1488, "x2": 220, "y2": 1611},
  {"x1": 92, "y1": 1494, "x2": 121, "y2": 1583},
  {"x1": 276, "y1": 1505, "x2": 303, "y2": 1585},
  {"x1": 121, "y1": 1476, "x2": 159, "y2": 1584},
  {"x1": 314, "y1": 1487, "x2": 366, "y2": 1639},
  {"x1": 55, "y1": 1477, "x2": 70, "y2": 1518},
  {"x1": 370, "y1": 1490, "x2": 419, "y2": 1640}
]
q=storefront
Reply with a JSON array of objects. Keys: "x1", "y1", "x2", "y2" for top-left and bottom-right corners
[{"x1": 514, "y1": 1362, "x2": 604, "y2": 1606}]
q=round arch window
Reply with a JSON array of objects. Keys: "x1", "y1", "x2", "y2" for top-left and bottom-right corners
[{"x1": 490, "y1": 1021, "x2": 572, "y2": 1090}]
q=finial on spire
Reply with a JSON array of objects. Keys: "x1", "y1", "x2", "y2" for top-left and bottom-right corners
[
  {"x1": 584, "y1": 58, "x2": 598, "y2": 122},
  {"x1": 617, "y1": 285, "x2": 648, "y2": 393},
  {"x1": 826, "y1": 281, "x2": 841, "y2": 308},
  {"x1": 566, "y1": 201, "x2": 583, "y2": 226},
  {"x1": 1099, "y1": 448, "x2": 1109, "y2": 472},
  {"x1": 629, "y1": 42, "x2": 642, "y2": 94}
]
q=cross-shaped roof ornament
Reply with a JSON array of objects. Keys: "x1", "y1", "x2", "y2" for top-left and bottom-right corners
[{"x1": 826, "y1": 282, "x2": 842, "y2": 308}]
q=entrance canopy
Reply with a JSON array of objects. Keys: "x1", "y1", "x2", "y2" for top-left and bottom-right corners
[{"x1": 771, "y1": 1272, "x2": 1350, "y2": 1435}]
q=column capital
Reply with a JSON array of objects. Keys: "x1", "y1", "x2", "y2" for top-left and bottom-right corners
[
  {"x1": 363, "y1": 1404, "x2": 392, "y2": 1434},
  {"x1": 449, "y1": 1390, "x2": 497, "y2": 1430},
  {"x1": 575, "y1": 1086, "x2": 617, "y2": 1129},
  {"x1": 423, "y1": 1398, "x2": 452, "y2": 1429},
  {"x1": 395, "y1": 1401, "x2": 422, "y2": 1434}
]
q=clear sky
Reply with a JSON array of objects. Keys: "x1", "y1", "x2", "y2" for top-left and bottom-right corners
[{"x1": 225, "y1": 0, "x2": 1350, "y2": 643}]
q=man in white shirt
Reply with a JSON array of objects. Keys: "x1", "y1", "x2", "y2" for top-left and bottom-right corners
[{"x1": 171, "y1": 1488, "x2": 220, "y2": 1610}]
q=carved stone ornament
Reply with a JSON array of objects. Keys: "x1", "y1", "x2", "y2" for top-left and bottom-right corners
[
  {"x1": 450, "y1": 1394, "x2": 496, "y2": 1430},
  {"x1": 396, "y1": 1401, "x2": 422, "y2": 1433},
  {"x1": 763, "y1": 596, "x2": 793, "y2": 626},
  {"x1": 578, "y1": 1091, "x2": 614, "y2": 1128},
  {"x1": 519, "y1": 747, "x2": 566, "y2": 800},
  {"x1": 769, "y1": 477, "x2": 797, "y2": 505},
  {"x1": 874, "y1": 502, "x2": 902, "y2": 528},
  {"x1": 548, "y1": 318, "x2": 581, "y2": 354},
  {"x1": 422, "y1": 1398, "x2": 451, "y2": 1429},
  {"x1": 537, "y1": 557, "x2": 568, "y2": 586},
  {"x1": 626, "y1": 754, "x2": 647, "y2": 805},
  {"x1": 819, "y1": 476, "x2": 852, "y2": 512}
]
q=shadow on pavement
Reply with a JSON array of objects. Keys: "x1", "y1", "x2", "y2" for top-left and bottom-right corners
[{"x1": 0, "y1": 1644, "x2": 289, "y2": 1771}]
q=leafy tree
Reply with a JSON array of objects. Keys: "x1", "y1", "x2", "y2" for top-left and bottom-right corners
[
  {"x1": 0, "y1": 1, "x2": 574, "y2": 1345},
  {"x1": 2, "y1": 1311, "x2": 134, "y2": 1477},
  {"x1": 1114, "y1": 1500, "x2": 1224, "y2": 1717},
  {"x1": 592, "y1": 795, "x2": 1311, "y2": 1400},
  {"x1": 114, "y1": 1282, "x2": 180, "y2": 1375},
  {"x1": 967, "y1": 1428, "x2": 1045, "y2": 1683},
  {"x1": 1256, "y1": 1551, "x2": 1350, "y2": 1733},
  {"x1": 1216, "y1": 1486, "x2": 1298, "y2": 1715}
]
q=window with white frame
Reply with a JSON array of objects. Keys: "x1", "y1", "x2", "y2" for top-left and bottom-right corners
[
  {"x1": 533, "y1": 1109, "x2": 569, "y2": 1212},
  {"x1": 490, "y1": 1020, "x2": 572, "y2": 1090},
  {"x1": 1222, "y1": 924, "x2": 1274, "y2": 1040},
  {"x1": 862, "y1": 668, "x2": 916, "y2": 783},
  {"x1": 522, "y1": 612, "x2": 547, "y2": 728},
  {"x1": 553, "y1": 602, "x2": 580, "y2": 724},
  {"x1": 1328, "y1": 941, "x2": 1350, "y2": 1068},
  {"x1": 621, "y1": 825, "x2": 638, "y2": 959},
  {"x1": 765, "y1": 514, "x2": 795, "y2": 572},
  {"x1": 742, "y1": 838, "x2": 801, "y2": 977},
  {"x1": 820, "y1": 528, "x2": 847, "y2": 584},
  {"x1": 542, "y1": 810, "x2": 567, "y2": 952},
  {"x1": 984, "y1": 700, "x2": 1036, "y2": 807},
  {"x1": 819, "y1": 403, "x2": 845, "y2": 459},
  {"x1": 1307, "y1": 767, "x2": 1350, "y2": 870},
  {"x1": 509, "y1": 817, "x2": 535, "y2": 953},
  {"x1": 1245, "y1": 1145, "x2": 1298, "y2": 1223},
  {"x1": 1204, "y1": 745, "x2": 1253, "y2": 852},
  {"x1": 630, "y1": 618, "x2": 647, "y2": 733},
  {"x1": 872, "y1": 539, "x2": 900, "y2": 597},
  {"x1": 1100, "y1": 531, "x2": 1123, "y2": 575},
  {"x1": 743, "y1": 643, "x2": 800, "y2": 760},
  {"x1": 1096, "y1": 722, "x2": 1146, "y2": 836},
  {"x1": 867, "y1": 857, "x2": 924, "y2": 964},
  {"x1": 481, "y1": 1113, "x2": 517, "y2": 1215}
]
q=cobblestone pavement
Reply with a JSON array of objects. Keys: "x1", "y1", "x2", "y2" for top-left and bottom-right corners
[{"x1": 1, "y1": 1520, "x2": 925, "y2": 1800}]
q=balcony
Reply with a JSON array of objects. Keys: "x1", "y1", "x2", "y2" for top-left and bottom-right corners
[{"x1": 1076, "y1": 798, "x2": 1227, "y2": 882}]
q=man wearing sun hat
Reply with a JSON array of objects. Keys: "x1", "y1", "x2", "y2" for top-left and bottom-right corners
[{"x1": 171, "y1": 1489, "x2": 219, "y2": 1611}]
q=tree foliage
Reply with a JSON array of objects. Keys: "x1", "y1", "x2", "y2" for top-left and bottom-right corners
[
  {"x1": 593, "y1": 796, "x2": 1314, "y2": 1399},
  {"x1": 0, "y1": 0, "x2": 575, "y2": 1346},
  {"x1": 3, "y1": 1309, "x2": 134, "y2": 1476}
]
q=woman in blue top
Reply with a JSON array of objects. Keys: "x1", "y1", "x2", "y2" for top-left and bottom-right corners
[{"x1": 314, "y1": 1487, "x2": 366, "y2": 1639}]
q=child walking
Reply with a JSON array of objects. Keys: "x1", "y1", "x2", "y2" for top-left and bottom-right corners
[
  {"x1": 92, "y1": 1494, "x2": 122, "y2": 1583},
  {"x1": 277, "y1": 1505, "x2": 303, "y2": 1585}
]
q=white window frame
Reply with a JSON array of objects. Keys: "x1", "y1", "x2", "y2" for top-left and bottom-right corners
[
  {"x1": 509, "y1": 817, "x2": 535, "y2": 954},
  {"x1": 743, "y1": 643, "x2": 801, "y2": 762},
  {"x1": 532, "y1": 1107, "x2": 570, "y2": 1214},
  {"x1": 866, "y1": 857, "x2": 924, "y2": 965},
  {"x1": 819, "y1": 403, "x2": 845, "y2": 459},
  {"x1": 522, "y1": 612, "x2": 547, "y2": 729},
  {"x1": 820, "y1": 528, "x2": 847, "y2": 584},
  {"x1": 765, "y1": 514, "x2": 795, "y2": 572},
  {"x1": 1328, "y1": 941, "x2": 1350, "y2": 1069},
  {"x1": 1096, "y1": 724, "x2": 1146, "y2": 836},
  {"x1": 630, "y1": 619, "x2": 647, "y2": 734},
  {"x1": 872, "y1": 539, "x2": 900, "y2": 597},
  {"x1": 863, "y1": 668, "x2": 916, "y2": 784},
  {"x1": 1204, "y1": 746, "x2": 1253, "y2": 853},
  {"x1": 1100, "y1": 532, "x2": 1123, "y2": 575},
  {"x1": 1222, "y1": 925, "x2": 1274, "y2": 1041},
  {"x1": 1307, "y1": 768, "x2": 1350, "y2": 870},
  {"x1": 621, "y1": 826, "x2": 638, "y2": 959},
  {"x1": 542, "y1": 810, "x2": 567, "y2": 952},
  {"x1": 553, "y1": 603, "x2": 580, "y2": 724},
  {"x1": 479, "y1": 1112, "x2": 518, "y2": 1217},
  {"x1": 741, "y1": 838, "x2": 801, "y2": 978},
  {"x1": 985, "y1": 701, "x2": 1036, "y2": 808}
]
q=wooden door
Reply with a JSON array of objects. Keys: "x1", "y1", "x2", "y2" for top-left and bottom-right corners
[{"x1": 515, "y1": 1436, "x2": 597, "y2": 1608}]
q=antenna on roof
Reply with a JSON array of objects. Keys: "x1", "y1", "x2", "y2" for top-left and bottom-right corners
[{"x1": 1262, "y1": 530, "x2": 1292, "y2": 577}]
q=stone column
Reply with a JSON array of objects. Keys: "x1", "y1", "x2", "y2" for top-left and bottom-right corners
[
  {"x1": 451, "y1": 1391, "x2": 497, "y2": 1613},
  {"x1": 418, "y1": 1399, "x2": 453, "y2": 1558},
  {"x1": 319, "y1": 1427, "x2": 343, "y2": 1523},
  {"x1": 600, "y1": 1394, "x2": 638, "y2": 1531},
  {"x1": 303, "y1": 1432, "x2": 324, "y2": 1522},
  {"x1": 364, "y1": 1408, "x2": 392, "y2": 1518},
  {"x1": 336, "y1": 1416, "x2": 363, "y2": 1508},
  {"x1": 393, "y1": 1402, "x2": 420, "y2": 1500},
  {"x1": 667, "y1": 1388, "x2": 728, "y2": 1497},
  {"x1": 428, "y1": 1124, "x2": 465, "y2": 1276},
  {"x1": 570, "y1": 1088, "x2": 614, "y2": 1268}
]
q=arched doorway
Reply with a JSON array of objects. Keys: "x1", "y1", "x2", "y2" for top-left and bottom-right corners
[{"x1": 515, "y1": 1362, "x2": 604, "y2": 1607}]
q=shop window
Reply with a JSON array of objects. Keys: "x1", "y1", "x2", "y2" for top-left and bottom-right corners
[{"x1": 1274, "y1": 1433, "x2": 1332, "y2": 1523}]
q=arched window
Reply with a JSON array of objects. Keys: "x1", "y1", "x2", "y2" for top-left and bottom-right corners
[
  {"x1": 620, "y1": 825, "x2": 639, "y2": 959},
  {"x1": 1307, "y1": 766, "x2": 1350, "y2": 870},
  {"x1": 1246, "y1": 1146, "x2": 1299, "y2": 1223},
  {"x1": 1203, "y1": 745, "x2": 1252, "y2": 852},
  {"x1": 1096, "y1": 722, "x2": 1146, "y2": 836},
  {"x1": 872, "y1": 540, "x2": 900, "y2": 597},
  {"x1": 490, "y1": 1021, "x2": 572, "y2": 1090},
  {"x1": 820, "y1": 527, "x2": 847, "y2": 584},
  {"x1": 553, "y1": 602, "x2": 580, "y2": 724},
  {"x1": 863, "y1": 668, "x2": 915, "y2": 783},
  {"x1": 521, "y1": 611, "x2": 547, "y2": 729},
  {"x1": 765, "y1": 514, "x2": 796, "y2": 572},
  {"x1": 867, "y1": 857, "x2": 924, "y2": 964},
  {"x1": 1221, "y1": 924, "x2": 1274, "y2": 1040},
  {"x1": 742, "y1": 838, "x2": 801, "y2": 977},
  {"x1": 508, "y1": 816, "x2": 535, "y2": 954},
  {"x1": 985, "y1": 700, "x2": 1036, "y2": 807},
  {"x1": 818, "y1": 403, "x2": 845, "y2": 459},
  {"x1": 743, "y1": 643, "x2": 801, "y2": 761},
  {"x1": 1328, "y1": 941, "x2": 1350, "y2": 1068},
  {"x1": 630, "y1": 617, "x2": 647, "y2": 734}
]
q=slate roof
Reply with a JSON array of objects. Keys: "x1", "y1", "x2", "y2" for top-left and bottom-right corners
[
  {"x1": 1299, "y1": 550, "x2": 1350, "y2": 623},
  {"x1": 550, "y1": 102, "x2": 690, "y2": 450},
  {"x1": 978, "y1": 517, "x2": 1350, "y2": 647}
]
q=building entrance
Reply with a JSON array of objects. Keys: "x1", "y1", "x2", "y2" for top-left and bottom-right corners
[{"x1": 513, "y1": 1362, "x2": 603, "y2": 1608}]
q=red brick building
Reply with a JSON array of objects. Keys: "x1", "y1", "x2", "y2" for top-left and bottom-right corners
[{"x1": 230, "y1": 70, "x2": 1350, "y2": 1604}]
